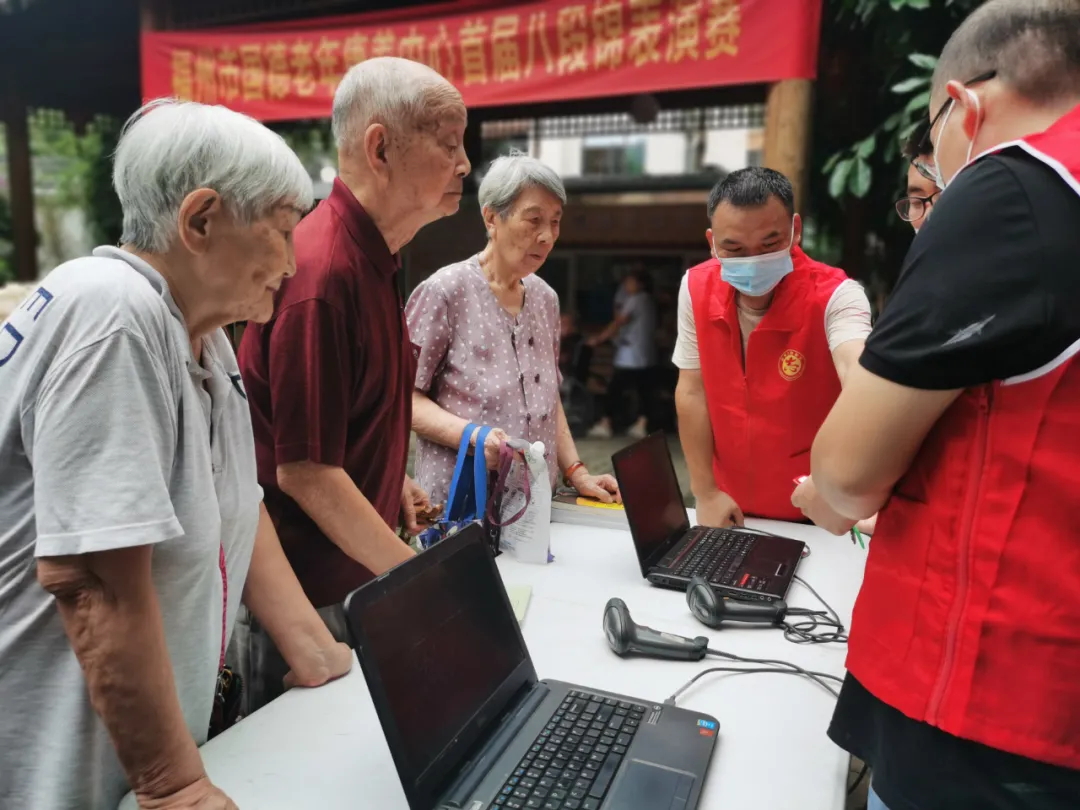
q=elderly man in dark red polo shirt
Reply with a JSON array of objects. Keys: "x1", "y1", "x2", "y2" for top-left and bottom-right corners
[{"x1": 236, "y1": 56, "x2": 471, "y2": 713}]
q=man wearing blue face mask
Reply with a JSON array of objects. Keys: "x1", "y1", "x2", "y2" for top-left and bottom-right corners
[{"x1": 673, "y1": 167, "x2": 872, "y2": 529}]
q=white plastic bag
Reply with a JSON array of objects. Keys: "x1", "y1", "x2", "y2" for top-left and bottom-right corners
[{"x1": 496, "y1": 439, "x2": 552, "y2": 564}]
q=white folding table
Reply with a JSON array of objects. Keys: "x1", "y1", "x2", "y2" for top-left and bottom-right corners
[{"x1": 120, "y1": 515, "x2": 867, "y2": 810}]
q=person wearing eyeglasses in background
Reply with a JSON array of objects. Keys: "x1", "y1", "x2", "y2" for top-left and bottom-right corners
[
  {"x1": 895, "y1": 129, "x2": 940, "y2": 232},
  {"x1": 810, "y1": 1, "x2": 1080, "y2": 808},
  {"x1": 800, "y1": 134, "x2": 939, "y2": 543}
]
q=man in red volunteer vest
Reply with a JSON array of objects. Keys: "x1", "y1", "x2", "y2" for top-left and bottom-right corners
[
  {"x1": 673, "y1": 167, "x2": 871, "y2": 528},
  {"x1": 810, "y1": 2, "x2": 1080, "y2": 807}
]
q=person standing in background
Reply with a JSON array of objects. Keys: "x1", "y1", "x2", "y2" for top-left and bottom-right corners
[
  {"x1": 840, "y1": 130, "x2": 938, "y2": 543},
  {"x1": 587, "y1": 270, "x2": 658, "y2": 440},
  {"x1": 236, "y1": 57, "x2": 471, "y2": 714}
]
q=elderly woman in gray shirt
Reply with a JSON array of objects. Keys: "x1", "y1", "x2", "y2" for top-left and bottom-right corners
[{"x1": 407, "y1": 153, "x2": 620, "y2": 509}]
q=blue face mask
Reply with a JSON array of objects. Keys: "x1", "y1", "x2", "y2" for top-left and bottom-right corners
[{"x1": 713, "y1": 223, "x2": 796, "y2": 297}]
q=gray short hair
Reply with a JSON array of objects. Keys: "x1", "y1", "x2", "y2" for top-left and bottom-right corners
[
  {"x1": 332, "y1": 57, "x2": 462, "y2": 151},
  {"x1": 478, "y1": 152, "x2": 567, "y2": 218},
  {"x1": 114, "y1": 99, "x2": 313, "y2": 254},
  {"x1": 933, "y1": 0, "x2": 1080, "y2": 105}
]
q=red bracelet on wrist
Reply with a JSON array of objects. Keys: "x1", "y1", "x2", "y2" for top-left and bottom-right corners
[{"x1": 564, "y1": 461, "x2": 586, "y2": 486}]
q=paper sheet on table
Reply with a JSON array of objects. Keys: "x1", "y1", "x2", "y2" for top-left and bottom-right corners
[{"x1": 506, "y1": 585, "x2": 532, "y2": 623}]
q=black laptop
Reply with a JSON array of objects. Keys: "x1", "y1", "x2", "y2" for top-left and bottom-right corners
[
  {"x1": 612, "y1": 433, "x2": 805, "y2": 603},
  {"x1": 344, "y1": 523, "x2": 718, "y2": 810}
]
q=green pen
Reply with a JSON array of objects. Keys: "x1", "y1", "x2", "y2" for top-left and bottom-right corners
[{"x1": 851, "y1": 526, "x2": 866, "y2": 550}]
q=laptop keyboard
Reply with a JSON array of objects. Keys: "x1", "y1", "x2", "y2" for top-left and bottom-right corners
[
  {"x1": 488, "y1": 690, "x2": 648, "y2": 810},
  {"x1": 669, "y1": 529, "x2": 756, "y2": 586}
]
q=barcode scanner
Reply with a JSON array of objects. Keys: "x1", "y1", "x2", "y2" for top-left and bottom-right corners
[
  {"x1": 686, "y1": 576, "x2": 791, "y2": 628},
  {"x1": 603, "y1": 598, "x2": 709, "y2": 661}
]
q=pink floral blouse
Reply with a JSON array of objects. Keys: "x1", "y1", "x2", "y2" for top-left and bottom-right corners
[{"x1": 405, "y1": 254, "x2": 562, "y2": 507}]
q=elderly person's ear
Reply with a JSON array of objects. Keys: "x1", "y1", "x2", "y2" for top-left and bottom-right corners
[
  {"x1": 363, "y1": 123, "x2": 392, "y2": 180},
  {"x1": 482, "y1": 206, "x2": 498, "y2": 239},
  {"x1": 176, "y1": 188, "x2": 223, "y2": 255}
]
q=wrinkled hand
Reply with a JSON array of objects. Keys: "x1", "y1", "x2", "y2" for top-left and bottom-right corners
[
  {"x1": 479, "y1": 427, "x2": 511, "y2": 470},
  {"x1": 695, "y1": 490, "x2": 744, "y2": 528},
  {"x1": 400, "y1": 475, "x2": 431, "y2": 536},
  {"x1": 283, "y1": 641, "x2": 353, "y2": 691},
  {"x1": 138, "y1": 778, "x2": 238, "y2": 810},
  {"x1": 572, "y1": 470, "x2": 621, "y2": 504},
  {"x1": 791, "y1": 477, "x2": 857, "y2": 536}
]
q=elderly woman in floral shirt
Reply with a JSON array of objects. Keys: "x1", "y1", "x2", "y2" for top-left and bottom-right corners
[{"x1": 407, "y1": 153, "x2": 620, "y2": 509}]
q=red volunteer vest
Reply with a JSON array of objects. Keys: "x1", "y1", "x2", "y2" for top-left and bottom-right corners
[
  {"x1": 848, "y1": 104, "x2": 1080, "y2": 770},
  {"x1": 688, "y1": 247, "x2": 848, "y2": 520}
]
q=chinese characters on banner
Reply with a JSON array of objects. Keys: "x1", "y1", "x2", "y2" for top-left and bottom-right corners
[{"x1": 144, "y1": 0, "x2": 823, "y2": 123}]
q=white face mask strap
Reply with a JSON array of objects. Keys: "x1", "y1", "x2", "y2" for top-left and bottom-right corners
[
  {"x1": 965, "y1": 89, "x2": 981, "y2": 165},
  {"x1": 933, "y1": 102, "x2": 954, "y2": 190},
  {"x1": 935, "y1": 89, "x2": 983, "y2": 190}
]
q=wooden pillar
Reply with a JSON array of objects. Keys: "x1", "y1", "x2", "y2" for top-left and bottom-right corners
[
  {"x1": 2, "y1": 81, "x2": 37, "y2": 282},
  {"x1": 139, "y1": 0, "x2": 166, "y2": 31},
  {"x1": 762, "y1": 79, "x2": 814, "y2": 214}
]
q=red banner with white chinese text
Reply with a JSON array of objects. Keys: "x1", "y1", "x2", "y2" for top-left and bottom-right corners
[{"x1": 141, "y1": 0, "x2": 822, "y2": 123}]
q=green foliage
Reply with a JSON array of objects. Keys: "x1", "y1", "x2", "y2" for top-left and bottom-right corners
[
  {"x1": 809, "y1": 0, "x2": 984, "y2": 291},
  {"x1": 29, "y1": 109, "x2": 86, "y2": 208},
  {"x1": 824, "y1": 51, "x2": 936, "y2": 201},
  {"x1": 84, "y1": 118, "x2": 123, "y2": 246},
  {"x1": 0, "y1": 111, "x2": 124, "y2": 277},
  {"x1": 276, "y1": 122, "x2": 335, "y2": 177},
  {"x1": 28, "y1": 110, "x2": 123, "y2": 242}
]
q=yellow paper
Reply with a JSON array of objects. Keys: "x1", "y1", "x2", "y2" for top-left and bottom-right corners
[
  {"x1": 506, "y1": 585, "x2": 532, "y2": 623},
  {"x1": 575, "y1": 498, "x2": 625, "y2": 511}
]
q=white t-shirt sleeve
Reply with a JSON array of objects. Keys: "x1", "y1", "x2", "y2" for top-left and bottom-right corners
[
  {"x1": 824, "y1": 279, "x2": 873, "y2": 352},
  {"x1": 672, "y1": 273, "x2": 700, "y2": 370},
  {"x1": 32, "y1": 327, "x2": 183, "y2": 557}
]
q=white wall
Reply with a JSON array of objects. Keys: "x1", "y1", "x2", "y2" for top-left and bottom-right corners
[
  {"x1": 644, "y1": 133, "x2": 687, "y2": 175},
  {"x1": 703, "y1": 129, "x2": 752, "y2": 172},
  {"x1": 538, "y1": 136, "x2": 583, "y2": 177},
  {"x1": 533, "y1": 128, "x2": 757, "y2": 177}
]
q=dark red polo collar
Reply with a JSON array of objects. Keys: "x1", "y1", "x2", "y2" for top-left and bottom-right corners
[{"x1": 326, "y1": 178, "x2": 399, "y2": 277}]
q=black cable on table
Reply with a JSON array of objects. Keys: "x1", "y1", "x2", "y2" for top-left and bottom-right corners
[
  {"x1": 782, "y1": 574, "x2": 849, "y2": 645},
  {"x1": 665, "y1": 647, "x2": 844, "y2": 705}
]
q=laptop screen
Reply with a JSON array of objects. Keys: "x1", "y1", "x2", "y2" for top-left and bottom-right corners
[
  {"x1": 612, "y1": 433, "x2": 691, "y2": 574},
  {"x1": 346, "y1": 526, "x2": 535, "y2": 808}
]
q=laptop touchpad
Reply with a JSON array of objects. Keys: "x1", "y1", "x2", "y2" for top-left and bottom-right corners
[
  {"x1": 750, "y1": 558, "x2": 785, "y2": 577},
  {"x1": 606, "y1": 761, "x2": 696, "y2": 809}
]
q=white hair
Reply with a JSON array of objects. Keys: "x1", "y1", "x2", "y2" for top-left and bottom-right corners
[
  {"x1": 332, "y1": 56, "x2": 462, "y2": 151},
  {"x1": 114, "y1": 99, "x2": 314, "y2": 254},
  {"x1": 478, "y1": 151, "x2": 567, "y2": 218}
]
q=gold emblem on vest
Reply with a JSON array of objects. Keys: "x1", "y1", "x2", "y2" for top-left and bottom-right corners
[{"x1": 779, "y1": 349, "x2": 805, "y2": 381}]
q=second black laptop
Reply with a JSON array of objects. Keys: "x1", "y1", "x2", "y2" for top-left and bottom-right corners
[{"x1": 612, "y1": 433, "x2": 805, "y2": 603}]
